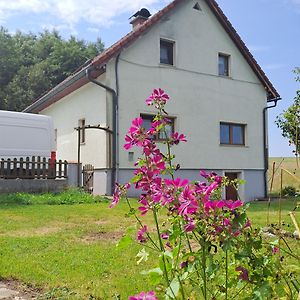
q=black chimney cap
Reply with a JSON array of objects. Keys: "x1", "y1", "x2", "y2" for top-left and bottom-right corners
[{"x1": 130, "y1": 8, "x2": 151, "y2": 19}]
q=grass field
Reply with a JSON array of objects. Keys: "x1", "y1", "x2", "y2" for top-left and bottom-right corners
[
  {"x1": 268, "y1": 157, "x2": 300, "y2": 194},
  {"x1": 0, "y1": 193, "x2": 299, "y2": 299}
]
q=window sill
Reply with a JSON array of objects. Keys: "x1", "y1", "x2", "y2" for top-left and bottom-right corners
[
  {"x1": 218, "y1": 75, "x2": 232, "y2": 79},
  {"x1": 159, "y1": 63, "x2": 176, "y2": 68},
  {"x1": 220, "y1": 144, "x2": 248, "y2": 148}
]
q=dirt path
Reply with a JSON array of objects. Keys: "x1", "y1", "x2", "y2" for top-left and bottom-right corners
[{"x1": 0, "y1": 280, "x2": 39, "y2": 300}]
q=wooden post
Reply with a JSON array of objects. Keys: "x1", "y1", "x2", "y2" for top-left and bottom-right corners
[
  {"x1": 1, "y1": 158, "x2": 4, "y2": 178},
  {"x1": 31, "y1": 156, "x2": 35, "y2": 178},
  {"x1": 19, "y1": 157, "x2": 24, "y2": 178},
  {"x1": 64, "y1": 160, "x2": 68, "y2": 178},
  {"x1": 7, "y1": 159, "x2": 11, "y2": 178},
  {"x1": 42, "y1": 157, "x2": 47, "y2": 178},
  {"x1": 36, "y1": 156, "x2": 41, "y2": 178},
  {"x1": 25, "y1": 157, "x2": 30, "y2": 178},
  {"x1": 58, "y1": 160, "x2": 62, "y2": 178}
]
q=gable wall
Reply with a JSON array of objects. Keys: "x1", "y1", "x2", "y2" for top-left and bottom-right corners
[
  {"x1": 41, "y1": 80, "x2": 108, "y2": 167},
  {"x1": 107, "y1": 0, "x2": 267, "y2": 171}
]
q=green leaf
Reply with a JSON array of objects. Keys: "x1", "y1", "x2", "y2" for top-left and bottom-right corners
[
  {"x1": 239, "y1": 179, "x2": 246, "y2": 185},
  {"x1": 125, "y1": 207, "x2": 136, "y2": 217},
  {"x1": 222, "y1": 240, "x2": 232, "y2": 251},
  {"x1": 165, "y1": 278, "x2": 180, "y2": 299},
  {"x1": 130, "y1": 173, "x2": 142, "y2": 183},
  {"x1": 116, "y1": 227, "x2": 134, "y2": 249},
  {"x1": 159, "y1": 254, "x2": 172, "y2": 273},
  {"x1": 141, "y1": 268, "x2": 163, "y2": 285}
]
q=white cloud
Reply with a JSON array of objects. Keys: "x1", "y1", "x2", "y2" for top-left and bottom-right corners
[{"x1": 0, "y1": 0, "x2": 171, "y2": 29}]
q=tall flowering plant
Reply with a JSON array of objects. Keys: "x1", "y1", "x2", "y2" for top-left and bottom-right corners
[{"x1": 110, "y1": 89, "x2": 296, "y2": 299}]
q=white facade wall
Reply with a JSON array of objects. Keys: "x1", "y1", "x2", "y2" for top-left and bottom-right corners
[
  {"x1": 41, "y1": 81, "x2": 108, "y2": 168},
  {"x1": 106, "y1": 0, "x2": 267, "y2": 173},
  {"x1": 38, "y1": 0, "x2": 270, "y2": 199}
]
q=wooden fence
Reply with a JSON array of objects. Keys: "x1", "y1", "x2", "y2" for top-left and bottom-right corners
[
  {"x1": 82, "y1": 164, "x2": 94, "y2": 194},
  {"x1": 0, "y1": 156, "x2": 68, "y2": 179}
]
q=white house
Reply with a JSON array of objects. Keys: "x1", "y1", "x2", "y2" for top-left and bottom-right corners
[{"x1": 24, "y1": 0, "x2": 281, "y2": 201}]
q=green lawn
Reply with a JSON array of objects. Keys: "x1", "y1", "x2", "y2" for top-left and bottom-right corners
[{"x1": 0, "y1": 194, "x2": 299, "y2": 299}]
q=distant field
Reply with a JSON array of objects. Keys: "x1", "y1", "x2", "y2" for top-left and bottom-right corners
[{"x1": 268, "y1": 157, "x2": 300, "y2": 193}]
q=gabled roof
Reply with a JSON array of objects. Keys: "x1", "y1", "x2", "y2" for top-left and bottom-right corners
[{"x1": 24, "y1": 0, "x2": 280, "y2": 113}]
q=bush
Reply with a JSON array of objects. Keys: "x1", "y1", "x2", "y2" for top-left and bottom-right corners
[{"x1": 282, "y1": 186, "x2": 297, "y2": 197}]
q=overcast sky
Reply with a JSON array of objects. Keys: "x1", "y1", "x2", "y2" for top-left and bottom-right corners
[{"x1": 0, "y1": 0, "x2": 299, "y2": 157}]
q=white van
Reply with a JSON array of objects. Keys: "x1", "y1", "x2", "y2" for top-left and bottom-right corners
[{"x1": 0, "y1": 110, "x2": 56, "y2": 160}]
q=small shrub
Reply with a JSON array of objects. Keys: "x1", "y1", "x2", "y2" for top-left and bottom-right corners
[{"x1": 282, "y1": 185, "x2": 297, "y2": 197}]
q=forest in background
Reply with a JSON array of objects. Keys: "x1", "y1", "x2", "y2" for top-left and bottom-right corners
[{"x1": 0, "y1": 27, "x2": 104, "y2": 111}]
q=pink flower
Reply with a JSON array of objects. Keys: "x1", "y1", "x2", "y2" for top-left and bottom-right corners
[
  {"x1": 226, "y1": 200, "x2": 243, "y2": 210},
  {"x1": 146, "y1": 88, "x2": 169, "y2": 108},
  {"x1": 109, "y1": 183, "x2": 130, "y2": 208},
  {"x1": 161, "y1": 233, "x2": 169, "y2": 240},
  {"x1": 199, "y1": 171, "x2": 222, "y2": 185},
  {"x1": 170, "y1": 132, "x2": 187, "y2": 145},
  {"x1": 143, "y1": 140, "x2": 158, "y2": 156},
  {"x1": 165, "y1": 178, "x2": 189, "y2": 188},
  {"x1": 203, "y1": 182, "x2": 219, "y2": 201},
  {"x1": 245, "y1": 219, "x2": 251, "y2": 228},
  {"x1": 124, "y1": 117, "x2": 146, "y2": 150},
  {"x1": 184, "y1": 219, "x2": 196, "y2": 232},
  {"x1": 223, "y1": 218, "x2": 231, "y2": 226},
  {"x1": 178, "y1": 185, "x2": 199, "y2": 216},
  {"x1": 200, "y1": 170, "x2": 209, "y2": 178},
  {"x1": 147, "y1": 120, "x2": 163, "y2": 135},
  {"x1": 129, "y1": 117, "x2": 143, "y2": 134},
  {"x1": 129, "y1": 291, "x2": 158, "y2": 300},
  {"x1": 236, "y1": 266, "x2": 249, "y2": 281},
  {"x1": 137, "y1": 225, "x2": 148, "y2": 243},
  {"x1": 138, "y1": 196, "x2": 150, "y2": 215},
  {"x1": 272, "y1": 246, "x2": 279, "y2": 254}
]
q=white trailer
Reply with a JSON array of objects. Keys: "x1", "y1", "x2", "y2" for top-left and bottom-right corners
[{"x1": 0, "y1": 110, "x2": 56, "y2": 159}]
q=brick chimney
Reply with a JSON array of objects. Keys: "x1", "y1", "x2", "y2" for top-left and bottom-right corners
[{"x1": 130, "y1": 8, "x2": 151, "y2": 29}]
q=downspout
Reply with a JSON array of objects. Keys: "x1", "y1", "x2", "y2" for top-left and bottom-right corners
[
  {"x1": 86, "y1": 59, "x2": 120, "y2": 195},
  {"x1": 115, "y1": 54, "x2": 121, "y2": 183},
  {"x1": 263, "y1": 97, "x2": 281, "y2": 197}
]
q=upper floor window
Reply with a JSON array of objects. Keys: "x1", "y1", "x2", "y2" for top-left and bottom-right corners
[
  {"x1": 141, "y1": 114, "x2": 175, "y2": 140},
  {"x1": 160, "y1": 39, "x2": 174, "y2": 65},
  {"x1": 220, "y1": 122, "x2": 245, "y2": 145},
  {"x1": 218, "y1": 53, "x2": 230, "y2": 76},
  {"x1": 79, "y1": 119, "x2": 86, "y2": 144}
]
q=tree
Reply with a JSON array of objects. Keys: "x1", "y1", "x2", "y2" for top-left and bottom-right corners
[
  {"x1": 276, "y1": 68, "x2": 300, "y2": 156},
  {"x1": 0, "y1": 28, "x2": 104, "y2": 111}
]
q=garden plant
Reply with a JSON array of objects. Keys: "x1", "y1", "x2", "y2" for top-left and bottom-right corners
[{"x1": 110, "y1": 89, "x2": 300, "y2": 299}]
